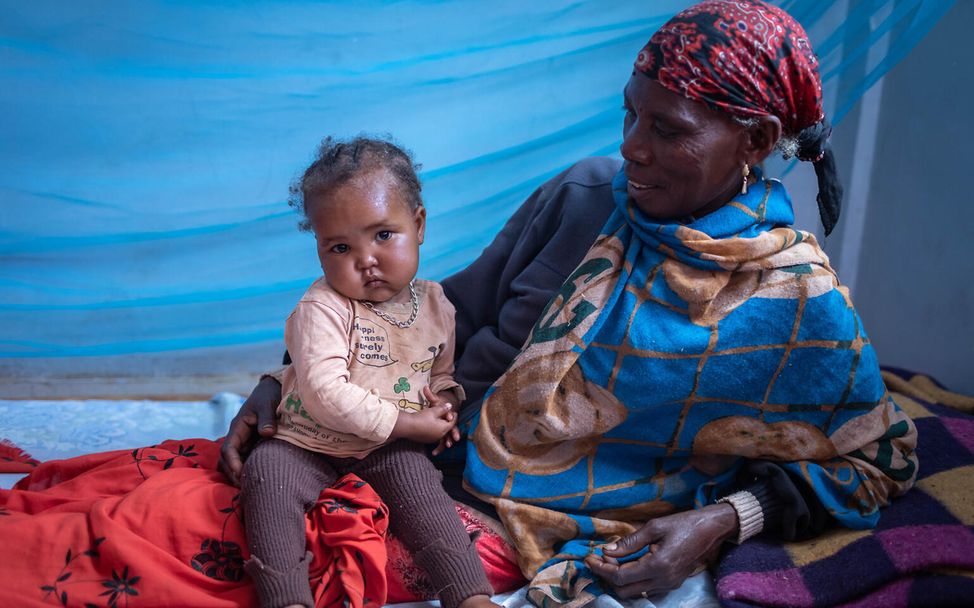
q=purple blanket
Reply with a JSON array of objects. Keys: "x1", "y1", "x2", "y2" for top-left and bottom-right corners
[{"x1": 716, "y1": 368, "x2": 974, "y2": 607}]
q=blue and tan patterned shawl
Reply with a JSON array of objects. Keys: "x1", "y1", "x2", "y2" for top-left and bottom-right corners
[{"x1": 463, "y1": 169, "x2": 918, "y2": 607}]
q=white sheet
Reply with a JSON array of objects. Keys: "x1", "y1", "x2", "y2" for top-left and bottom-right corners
[
  {"x1": 390, "y1": 572, "x2": 719, "y2": 608},
  {"x1": 0, "y1": 394, "x2": 239, "y2": 489}
]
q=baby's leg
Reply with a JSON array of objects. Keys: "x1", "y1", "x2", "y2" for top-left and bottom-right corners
[
  {"x1": 352, "y1": 441, "x2": 494, "y2": 608},
  {"x1": 242, "y1": 438, "x2": 337, "y2": 608}
]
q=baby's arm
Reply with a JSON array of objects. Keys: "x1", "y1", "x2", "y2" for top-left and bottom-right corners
[
  {"x1": 390, "y1": 390, "x2": 457, "y2": 445},
  {"x1": 287, "y1": 297, "x2": 455, "y2": 445},
  {"x1": 287, "y1": 298, "x2": 401, "y2": 443},
  {"x1": 391, "y1": 314, "x2": 461, "y2": 446},
  {"x1": 426, "y1": 290, "x2": 466, "y2": 409},
  {"x1": 424, "y1": 387, "x2": 462, "y2": 456},
  {"x1": 425, "y1": 293, "x2": 464, "y2": 453}
]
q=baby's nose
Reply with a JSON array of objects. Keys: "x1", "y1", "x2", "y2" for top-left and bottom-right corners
[{"x1": 356, "y1": 252, "x2": 378, "y2": 270}]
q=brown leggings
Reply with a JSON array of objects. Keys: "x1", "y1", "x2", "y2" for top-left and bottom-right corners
[{"x1": 241, "y1": 438, "x2": 492, "y2": 608}]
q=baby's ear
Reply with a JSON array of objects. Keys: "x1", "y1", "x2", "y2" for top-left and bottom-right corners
[{"x1": 414, "y1": 205, "x2": 427, "y2": 245}]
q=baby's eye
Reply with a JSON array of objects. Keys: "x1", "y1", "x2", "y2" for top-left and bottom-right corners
[
  {"x1": 330, "y1": 243, "x2": 349, "y2": 254},
  {"x1": 376, "y1": 230, "x2": 392, "y2": 241}
]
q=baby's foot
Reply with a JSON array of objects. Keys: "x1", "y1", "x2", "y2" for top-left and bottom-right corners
[{"x1": 457, "y1": 594, "x2": 501, "y2": 608}]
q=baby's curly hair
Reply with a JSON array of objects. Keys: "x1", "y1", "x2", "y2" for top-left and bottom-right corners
[{"x1": 289, "y1": 135, "x2": 423, "y2": 231}]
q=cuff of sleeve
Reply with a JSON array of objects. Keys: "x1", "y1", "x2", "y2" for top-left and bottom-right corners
[
  {"x1": 717, "y1": 490, "x2": 765, "y2": 544},
  {"x1": 450, "y1": 384, "x2": 466, "y2": 404},
  {"x1": 261, "y1": 366, "x2": 288, "y2": 385},
  {"x1": 742, "y1": 477, "x2": 786, "y2": 534},
  {"x1": 429, "y1": 379, "x2": 466, "y2": 404}
]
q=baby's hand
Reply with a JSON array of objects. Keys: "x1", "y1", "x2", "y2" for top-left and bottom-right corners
[
  {"x1": 390, "y1": 387, "x2": 457, "y2": 444},
  {"x1": 424, "y1": 386, "x2": 463, "y2": 456}
]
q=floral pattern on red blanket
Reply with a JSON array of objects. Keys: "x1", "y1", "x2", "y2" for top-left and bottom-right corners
[
  {"x1": 191, "y1": 492, "x2": 246, "y2": 582},
  {"x1": 0, "y1": 438, "x2": 524, "y2": 607}
]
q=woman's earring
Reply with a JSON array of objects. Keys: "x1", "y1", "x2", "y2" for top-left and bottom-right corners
[{"x1": 741, "y1": 163, "x2": 750, "y2": 195}]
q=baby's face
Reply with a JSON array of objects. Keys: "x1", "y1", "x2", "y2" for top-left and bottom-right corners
[{"x1": 308, "y1": 169, "x2": 425, "y2": 303}]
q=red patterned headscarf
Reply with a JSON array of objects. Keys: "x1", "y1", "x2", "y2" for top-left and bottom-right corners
[{"x1": 635, "y1": 0, "x2": 843, "y2": 234}]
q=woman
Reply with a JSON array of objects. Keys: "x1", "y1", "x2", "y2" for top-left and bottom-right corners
[{"x1": 221, "y1": 1, "x2": 917, "y2": 604}]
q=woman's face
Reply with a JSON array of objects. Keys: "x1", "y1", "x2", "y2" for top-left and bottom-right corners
[{"x1": 621, "y1": 74, "x2": 748, "y2": 221}]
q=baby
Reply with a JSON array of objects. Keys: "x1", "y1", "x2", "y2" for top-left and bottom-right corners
[{"x1": 241, "y1": 136, "x2": 497, "y2": 608}]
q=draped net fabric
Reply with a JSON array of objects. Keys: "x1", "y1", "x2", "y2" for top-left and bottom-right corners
[{"x1": 0, "y1": 0, "x2": 953, "y2": 360}]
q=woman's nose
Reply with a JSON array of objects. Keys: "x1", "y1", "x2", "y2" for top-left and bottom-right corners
[{"x1": 620, "y1": 125, "x2": 652, "y2": 166}]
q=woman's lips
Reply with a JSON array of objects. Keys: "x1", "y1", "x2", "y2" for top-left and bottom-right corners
[
  {"x1": 628, "y1": 179, "x2": 656, "y2": 190},
  {"x1": 627, "y1": 179, "x2": 660, "y2": 204}
]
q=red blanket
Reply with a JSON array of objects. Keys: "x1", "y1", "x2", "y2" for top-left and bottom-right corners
[{"x1": 0, "y1": 439, "x2": 523, "y2": 607}]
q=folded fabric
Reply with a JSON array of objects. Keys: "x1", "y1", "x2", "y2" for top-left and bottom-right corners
[
  {"x1": 0, "y1": 438, "x2": 40, "y2": 473},
  {"x1": 716, "y1": 368, "x2": 974, "y2": 607}
]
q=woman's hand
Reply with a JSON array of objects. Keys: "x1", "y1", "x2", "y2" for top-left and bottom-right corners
[
  {"x1": 218, "y1": 375, "x2": 282, "y2": 486},
  {"x1": 391, "y1": 386, "x2": 458, "y2": 446},
  {"x1": 583, "y1": 503, "x2": 739, "y2": 599}
]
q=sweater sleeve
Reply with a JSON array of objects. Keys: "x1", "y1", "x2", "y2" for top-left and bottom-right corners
[
  {"x1": 285, "y1": 298, "x2": 400, "y2": 443},
  {"x1": 737, "y1": 403, "x2": 917, "y2": 540},
  {"x1": 738, "y1": 461, "x2": 831, "y2": 540}
]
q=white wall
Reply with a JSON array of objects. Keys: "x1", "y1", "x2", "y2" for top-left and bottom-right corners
[{"x1": 833, "y1": 0, "x2": 974, "y2": 395}]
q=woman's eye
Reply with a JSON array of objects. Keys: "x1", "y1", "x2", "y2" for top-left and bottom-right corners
[
  {"x1": 652, "y1": 123, "x2": 676, "y2": 137},
  {"x1": 330, "y1": 244, "x2": 349, "y2": 254},
  {"x1": 376, "y1": 230, "x2": 392, "y2": 241}
]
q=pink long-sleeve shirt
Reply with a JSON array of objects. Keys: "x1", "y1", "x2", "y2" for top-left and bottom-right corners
[{"x1": 273, "y1": 277, "x2": 464, "y2": 458}]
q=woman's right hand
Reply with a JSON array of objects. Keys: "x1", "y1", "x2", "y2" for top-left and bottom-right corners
[
  {"x1": 583, "y1": 503, "x2": 738, "y2": 598},
  {"x1": 218, "y1": 375, "x2": 282, "y2": 486}
]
